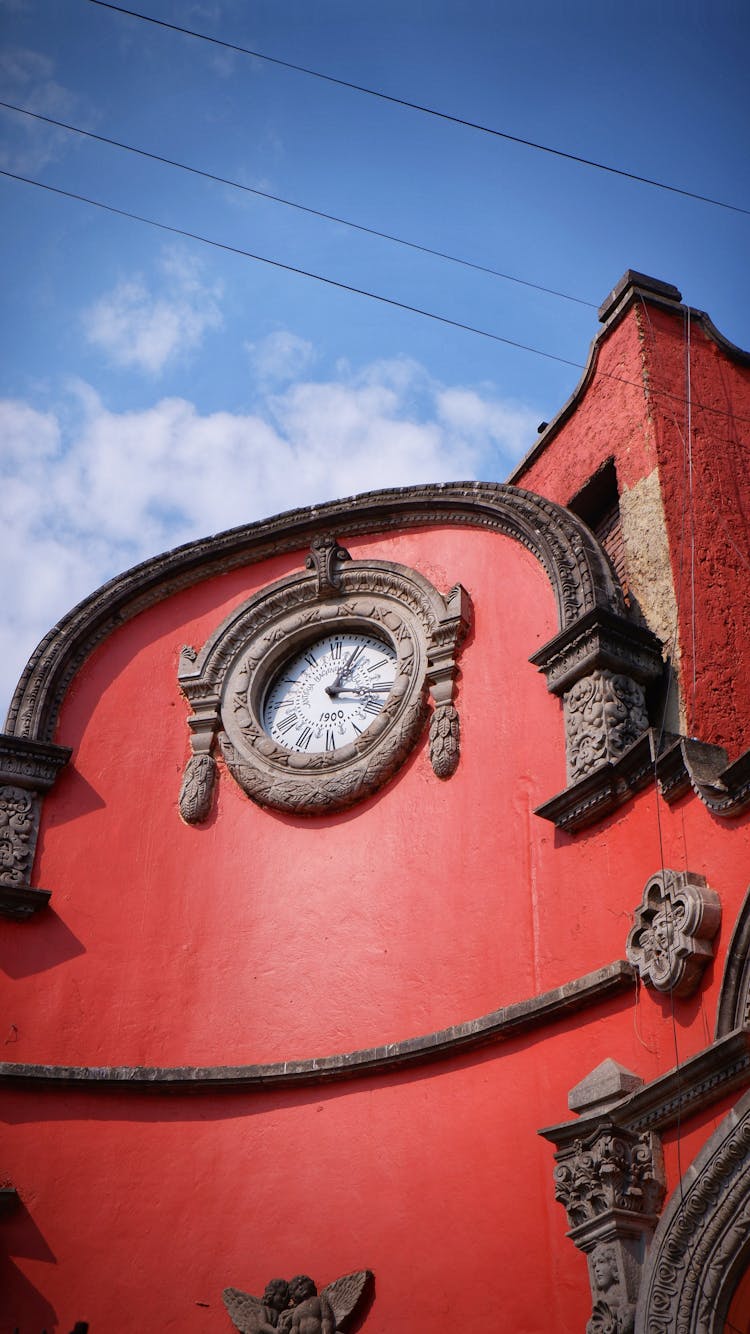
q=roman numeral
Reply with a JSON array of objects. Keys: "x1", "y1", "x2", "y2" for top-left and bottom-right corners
[
  {"x1": 331, "y1": 639, "x2": 342, "y2": 659},
  {"x1": 325, "y1": 729, "x2": 336, "y2": 751},
  {"x1": 276, "y1": 712, "x2": 298, "y2": 734},
  {"x1": 369, "y1": 656, "x2": 390, "y2": 672},
  {"x1": 296, "y1": 726, "x2": 314, "y2": 750},
  {"x1": 304, "y1": 651, "x2": 317, "y2": 667},
  {"x1": 362, "y1": 697, "x2": 382, "y2": 716}
]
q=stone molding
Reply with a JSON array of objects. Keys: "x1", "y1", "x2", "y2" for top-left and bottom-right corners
[
  {"x1": 178, "y1": 549, "x2": 470, "y2": 816},
  {"x1": 635, "y1": 1087, "x2": 750, "y2": 1333},
  {"x1": 5, "y1": 482, "x2": 624, "y2": 747},
  {"x1": 536, "y1": 728, "x2": 750, "y2": 832},
  {"x1": 626, "y1": 870, "x2": 721, "y2": 998},
  {"x1": 507, "y1": 270, "x2": 750, "y2": 486},
  {"x1": 539, "y1": 1029, "x2": 750, "y2": 1151},
  {"x1": 655, "y1": 734, "x2": 750, "y2": 818},
  {"x1": 0, "y1": 734, "x2": 71, "y2": 919},
  {"x1": 716, "y1": 883, "x2": 750, "y2": 1037},
  {"x1": 0, "y1": 959, "x2": 633, "y2": 1091},
  {"x1": 530, "y1": 607, "x2": 663, "y2": 697}
]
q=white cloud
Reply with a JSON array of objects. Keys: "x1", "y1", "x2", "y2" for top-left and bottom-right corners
[
  {"x1": 246, "y1": 330, "x2": 316, "y2": 385},
  {"x1": 82, "y1": 249, "x2": 223, "y2": 375},
  {"x1": 0, "y1": 47, "x2": 79, "y2": 173},
  {"x1": 0, "y1": 357, "x2": 538, "y2": 716}
]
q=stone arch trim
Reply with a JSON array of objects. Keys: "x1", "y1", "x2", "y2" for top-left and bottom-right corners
[
  {"x1": 5, "y1": 481, "x2": 623, "y2": 744},
  {"x1": 716, "y1": 884, "x2": 750, "y2": 1038},
  {"x1": 635, "y1": 1087, "x2": 750, "y2": 1333}
]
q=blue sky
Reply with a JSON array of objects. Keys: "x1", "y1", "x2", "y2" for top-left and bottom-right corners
[{"x1": 1, "y1": 0, "x2": 748, "y2": 714}]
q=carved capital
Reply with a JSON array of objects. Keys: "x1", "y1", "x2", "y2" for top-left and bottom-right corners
[
  {"x1": 563, "y1": 670, "x2": 649, "y2": 782},
  {"x1": 626, "y1": 869, "x2": 721, "y2": 997},
  {"x1": 553, "y1": 1120, "x2": 665, "y2": 1331},
  {"x1": 530, "y1": 607, "x2": 663, "y2": 696},
  {"x1": 554, "y1": 1124, "x2": 665, "y2": 1234}
]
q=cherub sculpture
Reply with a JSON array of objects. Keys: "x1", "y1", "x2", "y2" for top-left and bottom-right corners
[{"x1": 224, "y1": 1270, "x2": 372, "y2": 1334}]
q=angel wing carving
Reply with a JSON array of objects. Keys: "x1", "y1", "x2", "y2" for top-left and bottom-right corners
[
  {"x1": 223, "y1": 1286, "x2": 282, "y2": 1334},
  {"x1": 321, "y1": 1270, "x2": 373, "y2": 1329}
]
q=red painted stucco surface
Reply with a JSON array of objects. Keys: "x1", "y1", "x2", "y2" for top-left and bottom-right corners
[
  {"x1": 2, "y1": 293, "x2": 749, "y2": 1333},
  {"x1": 516, "y1": 298, "x2": 750, "y2": 757}
]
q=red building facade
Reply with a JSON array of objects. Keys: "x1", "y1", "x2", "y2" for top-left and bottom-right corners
[{"x1": 1, "y1": 271, "x2": 749, "y2": 1333}]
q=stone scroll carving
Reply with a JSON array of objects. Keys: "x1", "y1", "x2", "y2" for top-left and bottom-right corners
[
  {"x1": 530, "y1": 608, "x2": 663, "y2": 788},
  {"x1": 564, "y1": 671, "x2": 649, "y2": 782},
  {"x1": 636, "y1": 1087, "x2": 750, "y2": 1333},
  {"x1": 178, "y1": 541, "x2": 471, "y2": 819},
  {"x1": 626, "y1": 869, "x2": 721, "y2": 997},
  {"x1": 223, "y1": 1269, "x2": 372, "y2": 1333},
  {"x1": 553, "y1": 1121, "x2": 665, "y2": 1333},
  {"x1": 0, "y1": 735, "x2": 71, "y2": 918}
]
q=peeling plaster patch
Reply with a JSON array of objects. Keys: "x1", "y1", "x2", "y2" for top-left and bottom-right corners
[{"x1": 619, "y1": 468, "x2": 685, "y2": 732}]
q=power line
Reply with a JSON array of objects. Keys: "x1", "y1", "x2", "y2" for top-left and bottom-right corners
[
  {"x1": 85, "y1": 0, "x2": 750, "y2": 219},
  {"x1": 0, "y1": 100, "x2": 596, "y2": 309},
  {"x1": 0, "y1": 165, "x2": 584, "y2": 369},
  {"x1": 5, "y1": 165, "x2": 750, "y2": 431}
]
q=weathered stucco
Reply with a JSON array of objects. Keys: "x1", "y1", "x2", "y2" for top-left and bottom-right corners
[{"x1": 619, "y1": 466, "x2": 685, "y2": 732}]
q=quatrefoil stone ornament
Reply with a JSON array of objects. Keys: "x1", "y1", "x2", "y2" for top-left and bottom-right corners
[{"x1": 626, "y1": 869, "x2": 721, "y2": 997}]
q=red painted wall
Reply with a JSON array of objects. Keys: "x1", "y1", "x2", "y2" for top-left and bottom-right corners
[
  {"x1": 516, "y1": 298, "x2": 750, "y2": 757},
  {"x1": 2, "y1": 292, "x2": 749, "y2": 1334}
]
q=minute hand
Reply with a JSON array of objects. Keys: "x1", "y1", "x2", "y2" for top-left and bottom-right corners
[{"x1": 330, "y1": 683, "x2": 393, "y2": 696}]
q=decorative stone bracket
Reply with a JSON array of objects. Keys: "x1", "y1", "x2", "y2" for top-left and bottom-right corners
[
  {"x1": 530, "y1": 607, "x2": 663, "y2": 787},
  {"x1": 626, "y1": 869, "x2": 721, "y2": 998},
  {"x1": 0, "y1": 734, "x2": 71, "y2": 919},
  {"x1": 178, "y1": 538, "x2": 471, "y2": 820}
]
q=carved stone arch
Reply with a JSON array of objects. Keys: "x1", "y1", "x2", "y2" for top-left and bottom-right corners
[
  {"x1": 5, "y1": 482, "x2": 627, "y2": 745},
  {"x1": 0, "y1": 481, "x2": 662, "y2": 913},
  {"x1": 716, "y1": 884, "x2": 750, "y2": 1037},
  {"x1": 635, "y1": 1087, "x2": 750, "y2": 1333}
]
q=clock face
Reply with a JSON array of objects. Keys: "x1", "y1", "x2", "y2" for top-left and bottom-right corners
[{"x1": 262, "y1": 630, "x2": 398, "y2": 753}]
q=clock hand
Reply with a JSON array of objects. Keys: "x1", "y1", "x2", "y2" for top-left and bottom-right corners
[
  {"x1": 329, "y1": 683, "x2": 393, "y2": 696},
  {"x1": 326, "y1": 645, "x2": 361, "y2": 695}
]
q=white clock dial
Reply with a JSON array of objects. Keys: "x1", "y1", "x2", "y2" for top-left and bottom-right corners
[{"x1": 262, "y1": 630, "x2": 397, "y2": 754}]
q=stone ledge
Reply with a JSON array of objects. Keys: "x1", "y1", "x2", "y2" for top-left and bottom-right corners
[
  {"x1": 0, "y1": 960, "x2": 634, "y2": 1091},
  {"x1": 0, "y1": 883, "x2": 51, "y2": 920},
  {"x1": 540, "y1": 1027, "x2": 750, "y2": 1150}
]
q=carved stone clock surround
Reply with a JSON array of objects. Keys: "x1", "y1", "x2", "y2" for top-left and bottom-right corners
[{"x1": 177, "y1": 540, "x2": 471, "y2": 818}]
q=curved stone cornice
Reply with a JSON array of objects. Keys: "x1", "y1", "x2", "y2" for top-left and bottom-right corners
[
  {"x1": 635, "y1": 1086, "x2": 750, "y2": 1333},
  {"x1": 5, "y1": 481, "x2": 623, "y2": 744},
  {"x1": 0, "y1": 960, "x2": 632, "y2": 1091}
]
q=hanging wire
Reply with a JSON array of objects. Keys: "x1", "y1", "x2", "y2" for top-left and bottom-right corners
[{"x1": 84, "y1": 0, "x2": 750, "y2": 218}]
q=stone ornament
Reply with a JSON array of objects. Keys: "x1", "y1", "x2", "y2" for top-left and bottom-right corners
[
  {"x1": 636, "y1": 1088, "x2": 750, "y2": 1333},
  {"x1": 553, "y1": 1121, "x2": 665, "y2": 1334},
  {"x1": 587, "y1": 1245, "x2": 635, "y2": 1334},
  {"x1": 553, "y1": 1126, "x2": 665, "y2": 1230},
  {"x1": 0, "y1": 734, "x2": 71, "y2": 919},
  {"x1": 626, "y1": 869, "x2": 721, "y2": 998},
  {"x1": 563, "y1": 670, "x2": 649, "y2": 782},
  {"x1": 223, "y1": 1270, "x2": 372, "y2": 1333},
  {"x1": 178, "y1": 539, "x2": 471, "y2": 818}
]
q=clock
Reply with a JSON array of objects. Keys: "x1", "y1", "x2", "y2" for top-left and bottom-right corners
[
  {"x1": 177, "y1": 537, "x2": 470, "y2": 820},
  {"x1": 262, "y1": 630, "x2": 398, "y2": 754}
]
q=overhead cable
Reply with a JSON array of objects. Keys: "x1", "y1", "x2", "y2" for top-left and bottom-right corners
[
  {"x1": 0, "y1": 101, "x2": 596, "y2": 309},
  {"x1": 4, "y1": 166, "x2": 750, "y2": 431},
  {"x1": 85, "y1": 0, "x2": 750, "y2": 218}
]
